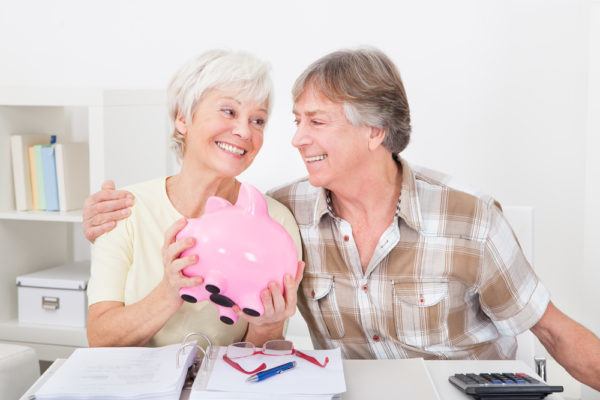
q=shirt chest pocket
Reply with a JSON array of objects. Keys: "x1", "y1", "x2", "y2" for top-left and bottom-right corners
[
  {"x1": 301, "y1": 273, "x2": 345, "y2": 340},
  {"x1": 391, "y1": 279, "x2": 449, "y2": 348}
]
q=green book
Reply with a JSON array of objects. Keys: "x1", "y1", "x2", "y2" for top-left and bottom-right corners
[{"x1": 31, "y1": 145, "x2": 46, "y2": 210}]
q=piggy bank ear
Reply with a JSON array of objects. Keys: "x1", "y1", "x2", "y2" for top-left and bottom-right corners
[
  {"x1": 205, "y1": 196, "x2": 231, "y2": 214},
  {"x1": 235, "y1": 183, "x2": 268, "y2": 216}
]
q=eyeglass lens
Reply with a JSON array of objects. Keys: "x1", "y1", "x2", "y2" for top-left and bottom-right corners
[
  {"x1": 227, "y1": 342, "x2": 255, "y2": 359},
  {"x1": 263, "y1": 340, "x2": 294, "y2": 355}
]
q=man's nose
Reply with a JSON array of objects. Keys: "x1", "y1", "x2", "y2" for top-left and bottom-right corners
[{"x1": 291, "y1": 124, "x2": 310, "y2": 148}]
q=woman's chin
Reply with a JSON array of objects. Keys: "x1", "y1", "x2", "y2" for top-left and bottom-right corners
[{"x1": 213, "y1": 162, "x2": 248, "y2": 178}]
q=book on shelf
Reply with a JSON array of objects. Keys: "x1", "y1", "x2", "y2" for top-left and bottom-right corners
[
  {"x1": 41, "y1": 145, "x2": 60, "y2": 211},
  {"x1": 28, "y1": 144, "x2": 46, "y2": 210},
  {"x1": 55, "y1": 143, "x2": 89, "y2": 212},
  {"x1": 10, "y1": 134, "x2": 50, "y2": 211},
  {"x1": 10, "y1": 135, "x2": 89, "y2": 213}
]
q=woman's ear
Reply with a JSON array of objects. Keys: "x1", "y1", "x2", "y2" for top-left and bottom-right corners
[
  {"x1": 175, "y1": 111, "x2": 188, "y2": 136},
  {"x1": 368, "y1": 127, "x2": 386, "y2": 151}
]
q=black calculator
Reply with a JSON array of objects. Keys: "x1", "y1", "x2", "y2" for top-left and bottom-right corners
[{"x1": 449, "y1": 372, "x2": 563, "y2": 399}]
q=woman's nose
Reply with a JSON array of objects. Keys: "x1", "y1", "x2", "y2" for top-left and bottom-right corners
[{"x1": 232, "y1": 121, "x2": 251, "y2": 140}]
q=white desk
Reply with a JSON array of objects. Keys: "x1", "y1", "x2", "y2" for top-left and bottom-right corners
[{"x1": 21, "y1": 358, "x2": 564, "y2": 400}]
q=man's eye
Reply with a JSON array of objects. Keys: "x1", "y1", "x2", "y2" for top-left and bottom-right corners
[
  {"x1": 311, "y1": 120, "x2": 323, "y2": 126},
  {"x1": 293, "y1": 119, "x2": 300, "y2": 126}
]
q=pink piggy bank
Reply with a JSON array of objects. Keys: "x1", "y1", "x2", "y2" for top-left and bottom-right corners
[{"x1": 177, "y1": 183, "x2": 297, "y2": 325}]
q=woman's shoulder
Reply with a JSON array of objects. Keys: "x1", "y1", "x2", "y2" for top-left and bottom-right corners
[
  {"x1": 121, "y1": 176, "x2": 166, "y2": 207},
  {"x1": 122, "y1": 177, "x2": 167, "y2": 200},
  {"x1": 265, "y1": 195, "x2": 302, "y2": 259},
  {"x1": 265, "y1": 195, "x2": 295, "y2": 222}
]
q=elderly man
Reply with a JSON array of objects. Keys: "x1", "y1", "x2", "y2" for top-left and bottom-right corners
[{"x1": 83, "y1": 48, "x2": 600, "y2": 389}]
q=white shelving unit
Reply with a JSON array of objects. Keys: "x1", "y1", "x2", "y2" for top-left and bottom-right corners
[
  {"x1": 0, "y1": 210, "x2": 83, "y2": 222},
  {"x1": 0, "y1": 87, "x2": 169, "y2": 360}
]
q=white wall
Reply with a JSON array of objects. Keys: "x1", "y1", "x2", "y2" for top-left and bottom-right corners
[{"x1": 1, "y1": 0, "x2": 598, "y2": 394}]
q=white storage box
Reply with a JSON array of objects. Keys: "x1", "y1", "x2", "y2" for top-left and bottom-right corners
[{"x1": 16, "y1": 261, "x2": 90, "y2": 328}]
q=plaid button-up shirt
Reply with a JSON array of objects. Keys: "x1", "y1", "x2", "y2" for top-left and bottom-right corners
[{"x1": 269, "y1": 159, "x2": 550, "y2": 360}]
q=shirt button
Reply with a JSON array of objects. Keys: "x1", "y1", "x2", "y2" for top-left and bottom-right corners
[
  {"x1": 372, "y1": 335, "x2": 380, "y2": 342},
  {"x1": 343, "y1": 235, "x2": 350, "y2": 242},
  {"x1": 311, "y1": 290, "x2": 316, "y2": 298},
  {"x1": 362, "y1": 284, "x2": 368, "y2": 293}
]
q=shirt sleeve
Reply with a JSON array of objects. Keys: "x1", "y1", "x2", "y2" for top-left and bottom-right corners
[
  {"x1": 87, "y1": 214, "x2": 134, "y2": 305},
  {"x1": 477, "y1": 203, "x2": 550, "y2": 336}
]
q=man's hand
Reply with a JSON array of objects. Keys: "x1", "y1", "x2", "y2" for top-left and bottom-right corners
[{"x1": 83, "y1": 180, "x2": 134, "y2": 243}]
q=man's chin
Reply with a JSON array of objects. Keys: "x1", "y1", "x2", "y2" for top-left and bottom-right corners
[{"x1": 307, "y1": 174, "x2": 327, "y2": 188}]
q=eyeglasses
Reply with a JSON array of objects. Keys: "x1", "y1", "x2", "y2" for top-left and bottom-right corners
[{"x1": 223, "y1": 340, "x2": 329, "y2": 374}]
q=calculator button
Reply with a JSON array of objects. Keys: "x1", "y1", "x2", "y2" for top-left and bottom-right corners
[
  {"x1": 501, "y1": 373, "x2": 517, "y2": 382},
  {"x1": 466, "y1": 373, "x2": 487, "y2": 384},
  {"x1": 491, "y1": 373, "x2": 507, "y2": 382},
  {"x1": 454, "y1": 374, "x2": 471, "y2": 384}
]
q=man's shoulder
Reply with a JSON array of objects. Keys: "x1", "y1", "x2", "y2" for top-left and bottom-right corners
[
  {"x1": 267, "y1": 177, "x2": 320, "y2": 225},
  {"x1": 410, "y1": 164, "x2": 499, "y2": 241},
  {"x1": 267, "y1": 177, "x2": 317, "y2": 202}
]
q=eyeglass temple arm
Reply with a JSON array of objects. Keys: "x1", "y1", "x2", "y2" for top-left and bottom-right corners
[
  {"x1": 294, "y1": 350, "x2": 330, "y2": 367},
  {"x1": 222, "y1": 355, "x2": 267, "y2": 374}
]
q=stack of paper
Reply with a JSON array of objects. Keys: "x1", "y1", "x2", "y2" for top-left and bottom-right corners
[
  {"x1": 190, "y1": 347, "x2": 346, "y2": 399},
  {"x1": 34, "y1": 344, "x2": 197, "y2": 400}
]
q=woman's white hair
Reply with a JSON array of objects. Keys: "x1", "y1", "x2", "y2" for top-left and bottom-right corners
[{"x1": 167, "y1": 50, "x2": 273, "y2": 159}]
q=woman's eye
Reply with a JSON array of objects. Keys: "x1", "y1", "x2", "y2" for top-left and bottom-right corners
[
  {"x1": 221, "y1": 108, "x2": 236, "y2": 117},
  {"x1": 251, "y1": 118, "x2": 266, "y2": 127}
]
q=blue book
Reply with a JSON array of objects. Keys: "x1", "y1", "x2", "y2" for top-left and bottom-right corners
[{"x1": 40, "y1": 145, "x2": 59, "y2": 211}]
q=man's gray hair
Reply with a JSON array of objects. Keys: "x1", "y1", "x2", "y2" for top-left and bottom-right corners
[
  {"x1": 292, "y1": 47, "x2": 411, "y2": 155},
  {"x1": 168, "y1": 50, "x2": 273, "y2": 159}
]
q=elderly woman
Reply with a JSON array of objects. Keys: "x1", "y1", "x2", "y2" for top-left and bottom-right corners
[{"x1": 86, "y1": 50, "x2": 303, "y2": 348}]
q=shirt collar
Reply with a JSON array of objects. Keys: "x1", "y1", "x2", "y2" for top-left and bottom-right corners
[{"x1": 311, "y1": 156, "x2": 423, "y2": 232}]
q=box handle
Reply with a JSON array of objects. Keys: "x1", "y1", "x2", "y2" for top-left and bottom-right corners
[{"x1": 42, "y1": 296, "x2": 60, "y2": 311}]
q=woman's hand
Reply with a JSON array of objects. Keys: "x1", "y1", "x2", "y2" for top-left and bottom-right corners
[
  {"x1": 83, "y1": 180, "x2": 134, "y2": 243},
  {"x1": 236, "y1": 261, "x2": 305, "y2": 331},
  {"x1": 160, "y1": 218, "x2": 204, "y2": 303}
]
